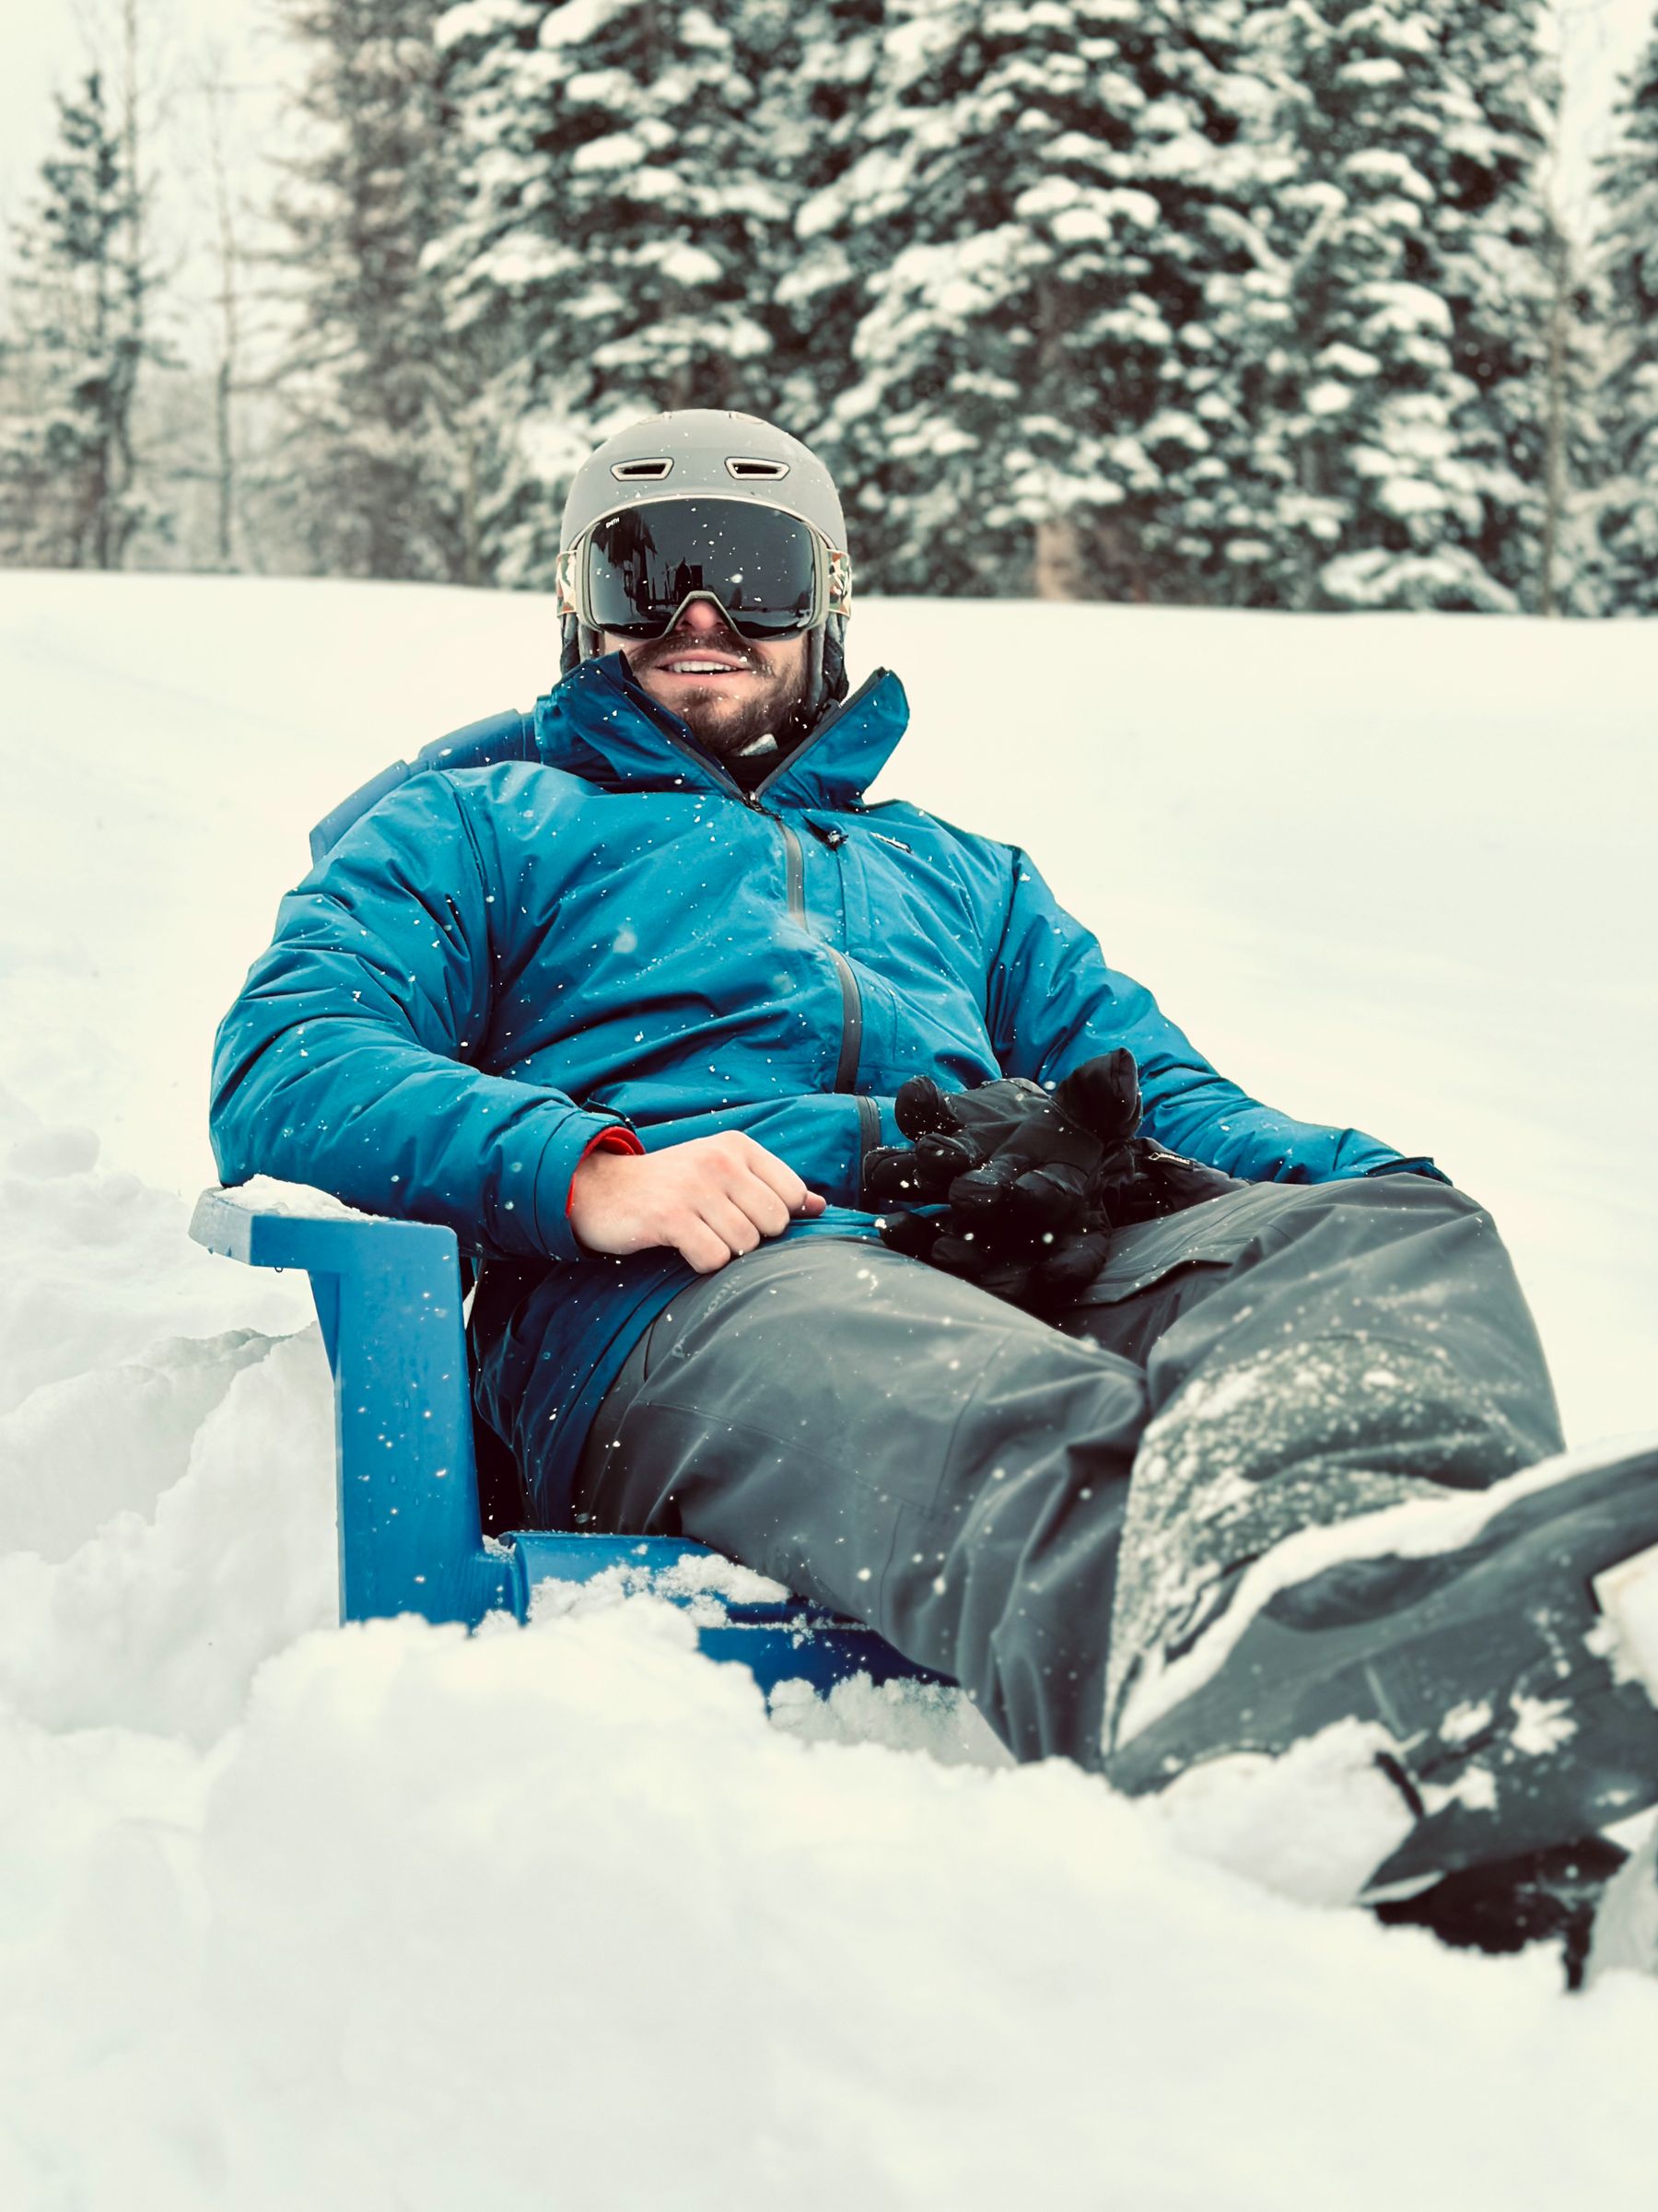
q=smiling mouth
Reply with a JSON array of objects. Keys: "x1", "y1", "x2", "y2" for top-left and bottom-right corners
[{"x1": 653, "y1": 658, "x2": 753, "y2": 676}]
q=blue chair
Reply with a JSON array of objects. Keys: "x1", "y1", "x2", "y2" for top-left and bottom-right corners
[{"x1": 189, "y1": 1185, "x2": 949, "y2": 1696}]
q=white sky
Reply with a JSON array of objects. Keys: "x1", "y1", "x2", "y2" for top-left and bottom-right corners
[
  {"x1": 0, "y1": 0, "x2": 289, "y2": 346},
  {"x1": 1554, "y1": 0, "x2": 1658, "y2": 214},
  {"x1": 0, "y1": 0, "x2": 1653, "y2": 350},
  {"x1": 0, "y1": 1, "x2": 277, "y2": 215}
]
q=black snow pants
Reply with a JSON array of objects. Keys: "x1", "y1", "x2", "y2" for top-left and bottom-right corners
[{"x1": 565, "y1": 1176, "x2": 1565, "y2": 1771}]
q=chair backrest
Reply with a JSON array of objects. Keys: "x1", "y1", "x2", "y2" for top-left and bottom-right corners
[{"x1": 309, "y1": 706, "x2": 538, "y2": 864}]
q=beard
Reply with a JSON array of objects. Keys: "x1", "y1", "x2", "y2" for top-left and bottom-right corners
[{"x1": 625, "y1": 628, "x2": 812, "y2": 769}]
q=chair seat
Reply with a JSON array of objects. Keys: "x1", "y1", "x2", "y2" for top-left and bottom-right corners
[
  {"x1": 189, "y1": 1186, "x2": 952, "y2": 1698},
  {"x1": 508, "y1": 1531, "x2": 948, "y2": 1695}
]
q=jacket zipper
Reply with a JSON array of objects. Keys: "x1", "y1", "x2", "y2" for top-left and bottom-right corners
[
  {"x1": 779, "y1": 817, "x2": 861, "y2": 1091},
  {"x1": 609, "y1": 657, "x2": 885, "y2": 1191},
  {"x1": 756, "y1": 674, "x2": 885, "y2": 1187},
  {"x1": 774, "y1": 817, "x2": 877, "y2": 1184}
]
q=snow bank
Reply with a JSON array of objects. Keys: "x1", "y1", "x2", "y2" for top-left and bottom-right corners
[
  {"x1": 5, "y1": 1600, "x2": 1657, "y2": 2210},
  {"x1": 1, "y1": 570, "x2": 1655, "y2": 2207}
]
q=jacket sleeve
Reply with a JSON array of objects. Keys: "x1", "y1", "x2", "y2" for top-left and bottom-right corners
[
  {"x1": 984, "y1": 848, "x2": 1442, "y2": 1186},
  {"x1": 208, "y1": 774, "x2": 636, "y2": 1261}
]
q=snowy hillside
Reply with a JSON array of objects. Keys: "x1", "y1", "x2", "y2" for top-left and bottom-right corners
[{"x1": 2, "y1": 572, "x2": 1656, "y2": 2208}]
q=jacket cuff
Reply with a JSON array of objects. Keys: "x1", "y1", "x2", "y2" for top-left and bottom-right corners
[
  {"x1": 1364, "y1": 1155, "x2": 1452, "y2": 1186},
  {"x1": 569, "y1": 1126, "x2": 645, "y2": 1202},
  {"x1": 530, "y1": 1113, "x2": 643, "y2": 1260}
]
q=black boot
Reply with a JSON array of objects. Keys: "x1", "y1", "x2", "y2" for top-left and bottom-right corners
[
  {"x1": 1373, "y1": 1835, "x2": 1629, "y2": 1990},
  {"x1": 1104, "y1": 1413, "x2": 1658, "y2": 1894}
]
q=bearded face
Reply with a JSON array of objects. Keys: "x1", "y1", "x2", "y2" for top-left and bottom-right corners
[{"x1": 606, "y1": 597, "x2": 811, "y2": 768}]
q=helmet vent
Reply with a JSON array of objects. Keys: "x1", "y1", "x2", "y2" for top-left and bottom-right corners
[
  {"x1": 611, "y1": 457, "x2": 673, "y2": 481},
  {"x1": 727, "y1": 457, "x2": 790, "y2": 481}
]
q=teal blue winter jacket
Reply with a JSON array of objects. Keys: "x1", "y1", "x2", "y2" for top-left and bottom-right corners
[{"x1": 210, "y1": 651, "x2": 1429, "y2": 1523}]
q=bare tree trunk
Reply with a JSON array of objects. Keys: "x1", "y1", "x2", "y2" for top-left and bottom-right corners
[
  {"x1": 90, "y1": 229, "x2": 113, "y2": 570},
  {"x1": 1031, "y1": 271, "x2": 1087, "y2": 599},
  {"x1": 461, "y1": 426, "x2": 481, "y2": 589},
  {"x1": 1539, "y1": 210, "x2": 1570, "y2": 619},
  {"x1": 1033, "y1": 515, "x2": 1085, "y2": 600},
  {"x1": 203, "y1": 56, "x2": 242, "y2": 569},
  {"x1": 111, "y1": 0, "x2": 145, "y2": 568}
]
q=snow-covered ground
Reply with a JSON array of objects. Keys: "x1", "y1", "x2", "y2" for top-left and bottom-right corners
[{"x1": 2, "y1": 571, "x2": 1655, "y2": 2208}]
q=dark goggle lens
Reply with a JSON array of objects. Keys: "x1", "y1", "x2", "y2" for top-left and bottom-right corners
[{"x1": 585, "y1": 501, "x2": 818, "y2": 639}]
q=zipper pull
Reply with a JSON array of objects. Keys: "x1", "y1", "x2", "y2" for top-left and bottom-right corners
[{"x1": 806, "y1": 819, "x2": 847, "y2": 850}]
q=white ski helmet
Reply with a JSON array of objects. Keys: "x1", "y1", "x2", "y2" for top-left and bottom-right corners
[{"x1": 556, "y1": 409, "x2": 852, "y2": 717}]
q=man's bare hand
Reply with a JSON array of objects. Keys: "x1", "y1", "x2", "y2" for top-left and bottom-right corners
[{"x1": 567, "y1": 1133, "x2": 826, "y2": 1273}]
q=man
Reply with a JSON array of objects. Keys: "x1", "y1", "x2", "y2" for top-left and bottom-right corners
[{"x1": 212, "y1": 411, "x2": 1658, "y2": 1969}]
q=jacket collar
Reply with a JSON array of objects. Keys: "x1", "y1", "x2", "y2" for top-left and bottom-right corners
[{"x1": 531, "y1": 650, "x2": 909, "y2": 810}]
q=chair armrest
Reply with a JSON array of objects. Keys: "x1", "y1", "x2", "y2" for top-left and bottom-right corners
[
  {"x1": 189, "y1": 1177, "x2": 451, "y2": 1274},
  {"x1": 189, "y1": 1182, "x2": 510, "y2": 1627}
]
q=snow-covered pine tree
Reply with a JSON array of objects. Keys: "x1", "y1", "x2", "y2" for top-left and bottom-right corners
[
  {"x1": 1533, "y1": 198, "x2": 1601, "y2": 617},
  {"x1": 1428, "y1": 0, "x2": 1559, "y2": 610},
  {"x1": 1226, "y1": 0, "x2": 1559, "y2": 612},
  {"x1": 1230, "y1": 0, "x2": 1495, "y2": 610},
  {"x1": 767, "y1": 0, "x2": 888, "y2": 468},
  {"x1": 0, "y1": 71, "x2": 159, "y2": 568},
  {"x1": 795, "y1": 0, "x2": 1150, "y2": 597},
  {"x1": 274, "y1": 0, "x2": 482, "y2": 583},
  {"x1": 1115, "y1": 0, "x2": 1302, "y2": 607},
  {"x1": 788, "y1": 0, "x2": 1298, "y2": 601},
  {"x1": 436, "y1": 0, "x2": 796, "y2": 590},
  {"x1": 1593, "y1": 16, "x2": 1658, "y2": 615}
]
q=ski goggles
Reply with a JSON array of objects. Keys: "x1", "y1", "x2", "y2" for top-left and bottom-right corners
[{"x1": 557, "y1": 497, "x2": 852, "y2": 642}]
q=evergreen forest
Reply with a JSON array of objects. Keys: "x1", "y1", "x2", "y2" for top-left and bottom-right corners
[{"x1": 5, "y1": 0, "x2": 1658, "y2": 615}]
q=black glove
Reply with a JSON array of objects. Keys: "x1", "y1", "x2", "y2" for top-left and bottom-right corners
[
  {"x1": 869, "y1": 1050, "x2": 1243, "y2": 1311},
  {"x1": 876, "y1": 1197, "x2": 1118, "y2": 1309}
]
